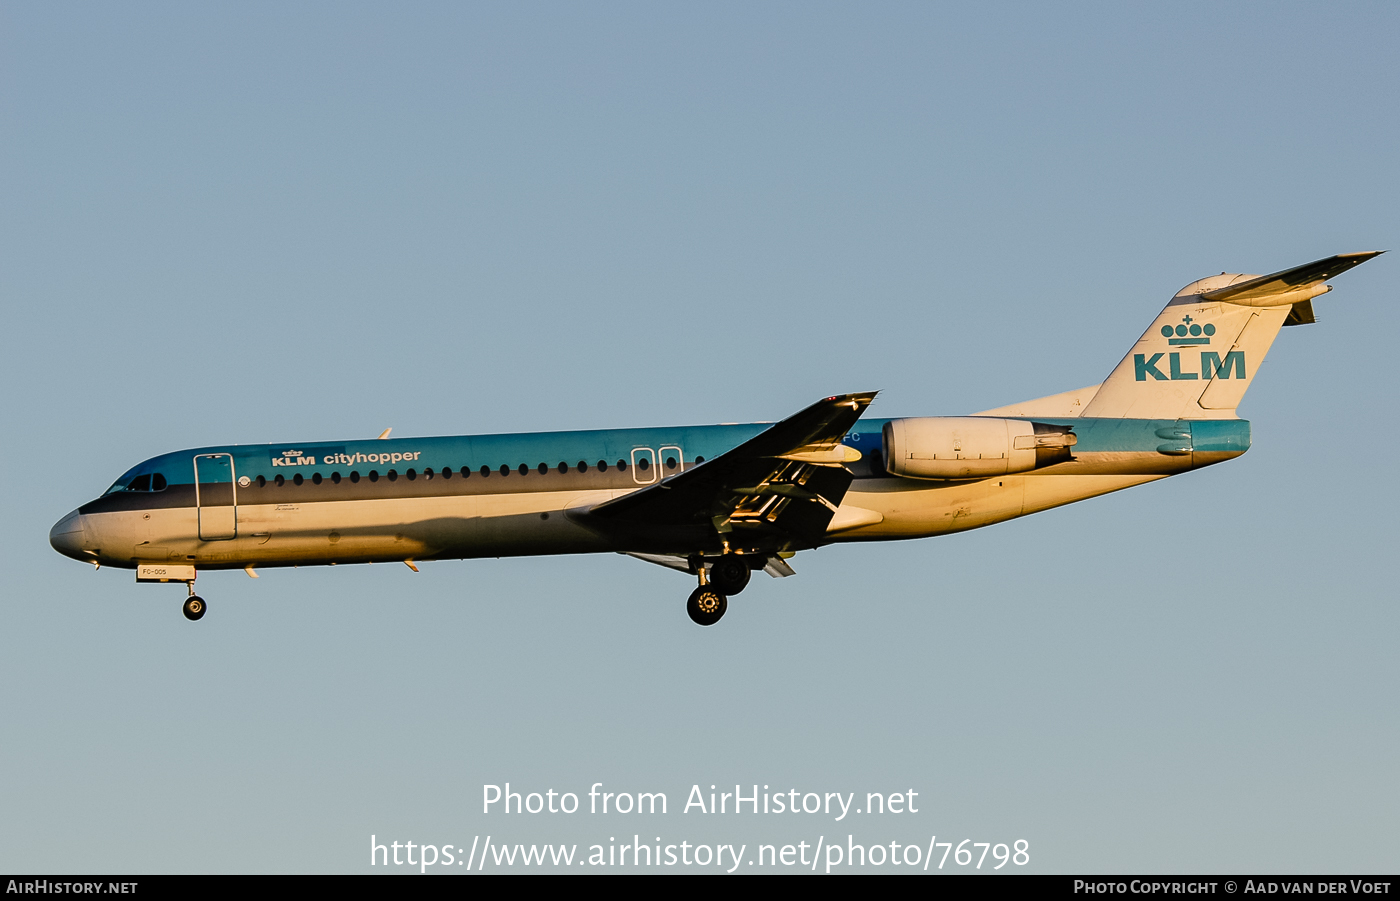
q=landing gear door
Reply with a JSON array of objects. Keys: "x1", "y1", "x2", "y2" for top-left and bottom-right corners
[
  {"x1": 194, "y1": 453, "x2": 237, "y2": 540},
  {"x1": 630, "y1": 447, "x2": 657, "y2": 485}
]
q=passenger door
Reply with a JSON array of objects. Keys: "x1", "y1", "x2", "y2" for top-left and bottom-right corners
[{"x1": 194, "y1": 453, "x2": 238, "y2": 540}]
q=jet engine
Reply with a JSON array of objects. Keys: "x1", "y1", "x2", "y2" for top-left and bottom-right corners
[{"x1": 881, "y1": 417, "x2": 1076, "y2": 480}]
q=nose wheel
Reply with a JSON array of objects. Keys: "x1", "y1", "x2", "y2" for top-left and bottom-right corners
[
  {"x1": 183, "y1": 595, "x2": 207, "y2": 621},
  {"x1": 686, "y1": 585, "x2": 727, "y2": 626}
]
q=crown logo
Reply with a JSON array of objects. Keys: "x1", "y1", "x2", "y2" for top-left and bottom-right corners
[{"x1": 1161, "y1": 314, "x2": 1214, "y2": 345}]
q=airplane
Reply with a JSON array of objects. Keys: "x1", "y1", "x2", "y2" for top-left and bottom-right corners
[{"x1": 50, "y1": 251, "x2": 1381, "y2": 625}]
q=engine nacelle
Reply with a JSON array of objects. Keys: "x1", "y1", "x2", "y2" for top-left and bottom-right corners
[{"x1": 882, "y1": 417, "x2": 1076, "y2": 480}]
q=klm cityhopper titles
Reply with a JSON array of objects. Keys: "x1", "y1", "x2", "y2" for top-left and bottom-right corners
[{"x1": 50, "y1": 252, "x2": 1381, "y2": 625}]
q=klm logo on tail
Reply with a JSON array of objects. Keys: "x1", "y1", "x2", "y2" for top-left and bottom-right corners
[
  {"x1": 1137, "y1": 316, "x2": 1243, "y2": 381},
  {"x1": 1135, "y1": 351, "x2": 1245, "y2": 381}
]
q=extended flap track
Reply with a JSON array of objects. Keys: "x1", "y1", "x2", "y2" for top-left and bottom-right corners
[{"x1": 713, "y1": 461, "x2": 852, "y2": 542}]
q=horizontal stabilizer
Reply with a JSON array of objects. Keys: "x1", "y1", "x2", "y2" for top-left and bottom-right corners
[{"x1": 1199, "y1": 251, "x2": 1382, "y2": 305}]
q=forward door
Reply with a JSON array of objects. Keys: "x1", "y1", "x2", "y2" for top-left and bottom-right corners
[{"x1": 194, "y1": 453, "x2": 238, "y2": 540}]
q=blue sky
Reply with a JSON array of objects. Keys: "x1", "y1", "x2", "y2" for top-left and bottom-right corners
[{"x1": 2, "y1": 2, "x2": 1396, "y2": 873}]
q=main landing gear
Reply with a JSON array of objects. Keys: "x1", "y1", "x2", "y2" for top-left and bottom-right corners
[
  {"x1": 686, "y1": 585, "x2": 727, "y2": 626},
  {"x1": 707, "y1": 555, "x2": 751, "y2": 596},
  {"x1": 684, "y1": 554, "x2": 756, "y2": 626}
]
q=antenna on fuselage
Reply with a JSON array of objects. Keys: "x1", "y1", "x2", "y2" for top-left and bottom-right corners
[{"x1": 377, "y1": 428, "x2": 392, "y2": 439}]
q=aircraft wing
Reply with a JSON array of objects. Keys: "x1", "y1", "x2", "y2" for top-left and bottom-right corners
[{"x1": 589, "y1": 392, "x2": 878, "y2": 547}]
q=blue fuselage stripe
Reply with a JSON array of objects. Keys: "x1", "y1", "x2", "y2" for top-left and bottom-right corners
[{"x1": 89, "y1": 416, "x2": 1251, "y2": 510}]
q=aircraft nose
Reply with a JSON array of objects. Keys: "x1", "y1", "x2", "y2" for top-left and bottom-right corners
[{"x1": 49, "y1": 509, "x2": 91, "y2": 561}]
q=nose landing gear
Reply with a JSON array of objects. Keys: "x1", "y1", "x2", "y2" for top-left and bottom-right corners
[
  {"x1": 135, "y1": 565, "x2": 206, "y2": 621},
  {"x1": 183, "y1": 596, "x2": 206, "y2": 621},
  {"x1": 182, "y1": 582, "x2": 206, "y2": 621}
]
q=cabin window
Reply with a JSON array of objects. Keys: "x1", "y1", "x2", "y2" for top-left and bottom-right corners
[
  {"x1": 312, "y1": 473, "x2": 323, "y2": 485},
  {"x1": 460, "y1": 467, "x2": 471, "y2": 477},
  {"x1": 369, "y1": 471, "x2": 379, "y2": 482},
  {"x1": 350, "y1": 471, "x2": 360, "y2": 483},
  {"x1": 537, "y1": 463, "x2": 547, "y2": 475},
  {"x1": 500, "y1": 464, "x2": 510, "y2": 476},
  {"x1": 387, "y1": 470, "x2": 398, "y2": 481},
  {"x1": 441, "y1": 468, "x2": 451, "y2": 479},
  {"x1": 695, "y1": 456, "x2": 705, "y2": 463},
  {"x1": 293, "y1": 474, "x2": 304, "y2": 486},
  {"x1": 597, "y1": 460, "x2": 608, "y2": 472},
  {"x1": 406, "y1": 469, "x2": 417, "y2": 480},
  {"x1": 515, "y1": 463, "x2": 526, "y2": 475},
  {"x1": 275, "y1": 474, "x2": 285, "y2": 486},
  {"x1": 665, "y1": 456, "x2": 677, "y2": 470},
  {"x1": 557, "y1": 462, "x2": 568, "y2": 474},
  {"x1": 637, "y1": 458, "x2": 650, "y2": 472},
  {"x1": 577, "y1": 461, "x2": 587, "y2": 473},
  {"x1": 617, "y1": 460, "x2": 628, "y2": 472},
  {"x1": 256, "y1": 475, "x2": 266, "y2": 488},
  {"x1": 331, "y1": 472, "x2": 341, "y2": 484}
]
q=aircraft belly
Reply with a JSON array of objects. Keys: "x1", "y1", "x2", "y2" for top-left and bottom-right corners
[
  {"x1": 1019, "y1": 474, "x2": 1166, "y2": 516},
  {"x1": 93, "y1": 491, "x2": 615, "y2": 569},
  {"x1": 236, "y1": 493, "x2": 611, "y2": 565},
  {"x1": 836, "y1": 477, "x2": 1028, "y2": 539},
  {"x1": 836, "y1": 473, "x2": 1166, "y2": 540}
]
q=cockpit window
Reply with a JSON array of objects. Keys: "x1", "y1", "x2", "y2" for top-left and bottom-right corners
[{"x1": 103, "y1": 471, "x2": 168, "y2": 495}]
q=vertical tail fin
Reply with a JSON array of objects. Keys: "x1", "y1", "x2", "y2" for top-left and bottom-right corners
[{"x1": 1080, "y1": 252, "x2": 1381, "y2": 420}]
